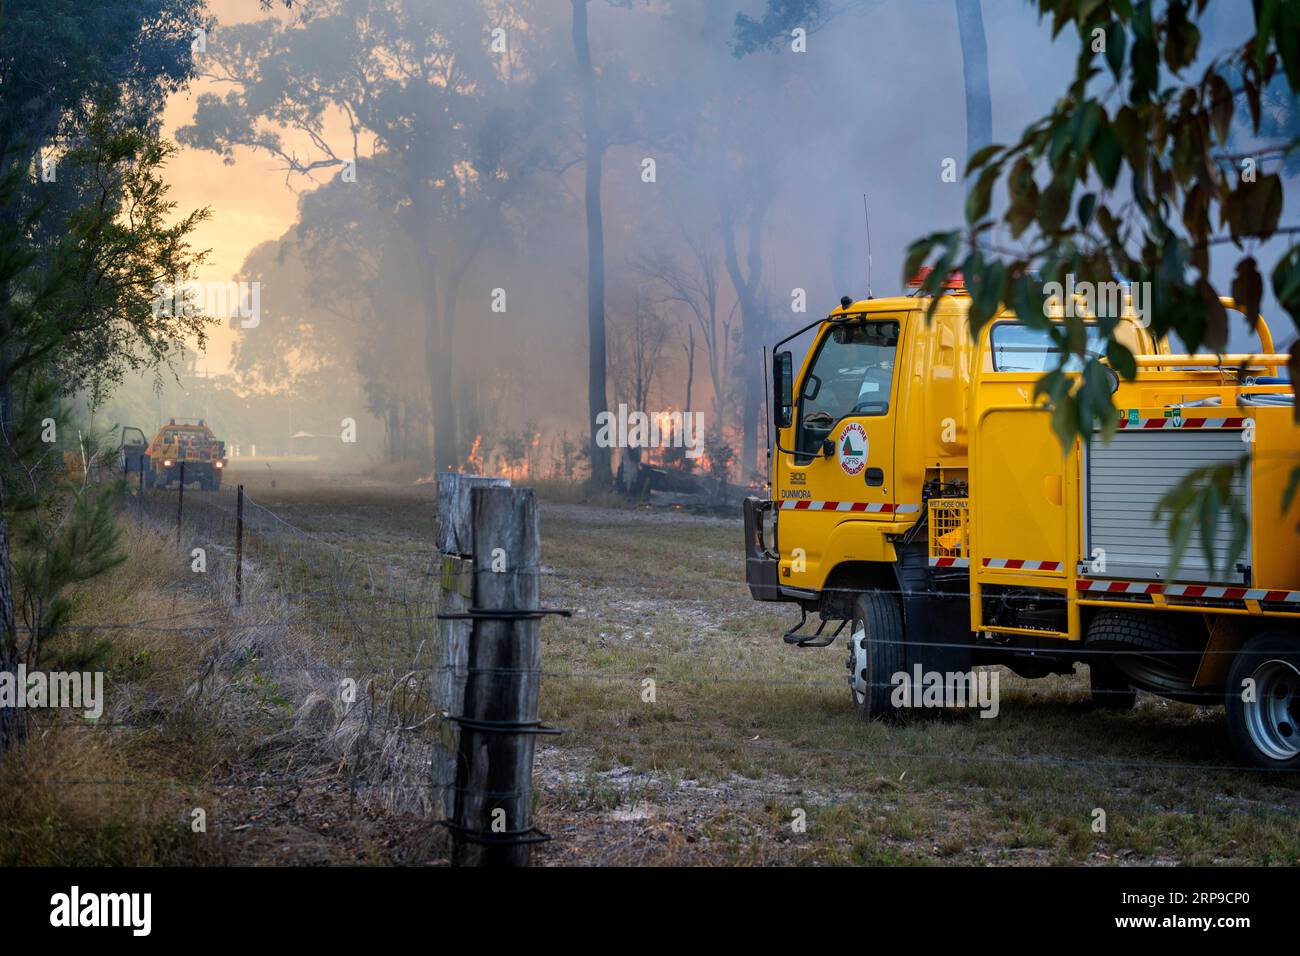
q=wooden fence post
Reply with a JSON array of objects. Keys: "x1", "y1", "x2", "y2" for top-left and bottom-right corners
[
  {"x1": 235, "y1": 484, "x2": 244, "y2": 606},
  {"x1": 451, "y1": 484, "x2": 543, "y2": 866},
  {"x1": 433, "y1": 473, "x2": 509, "y2": 821}
]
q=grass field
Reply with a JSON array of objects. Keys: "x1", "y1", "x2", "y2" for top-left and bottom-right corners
[
  {"x1": 221, "y1": 469, "x2": 1300, "y2": 865},
  {"x1": 5, "y1": 465, "x2": 1299, "y2": 866}
]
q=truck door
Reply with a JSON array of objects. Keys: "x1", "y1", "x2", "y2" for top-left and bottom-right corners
[{"x1": 778, "y1": 316, "x2": 902, "y2": 582}]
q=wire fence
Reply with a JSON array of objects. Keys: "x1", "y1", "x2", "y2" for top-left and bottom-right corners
[{"x1": 100, "y1": 476, "x2": 455, "y2": 815}]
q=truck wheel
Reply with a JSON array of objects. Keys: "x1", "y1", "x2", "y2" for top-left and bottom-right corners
[
  {"x1": 1225, "y1": 632, "x2": 1300, "y2": 770},
  {"x1": 847, "y1": 591, "x2": 905, "y2": 722},
  {"x1": 1088, "y1": 656, "x2": 1136, "y2": 710},
  {"x1": 1085, "y1": 611, "x2": 1199, "y2": 699}
]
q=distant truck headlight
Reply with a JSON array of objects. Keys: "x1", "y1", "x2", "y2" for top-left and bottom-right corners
[
  {"x1": 215, "y1": 461, "x2": 224, "y2": 468},
  {"x1": 163, "y1": 459, "x2": 173, "y2": 467}
]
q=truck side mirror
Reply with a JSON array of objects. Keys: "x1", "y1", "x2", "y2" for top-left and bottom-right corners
[{"x1": 774, "y1": 350, "x2": 794, "y2": 429}]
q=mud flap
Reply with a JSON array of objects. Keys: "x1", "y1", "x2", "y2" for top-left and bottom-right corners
[{"x1": 892, "y1": 540, "x2": 972, "y2": 682}]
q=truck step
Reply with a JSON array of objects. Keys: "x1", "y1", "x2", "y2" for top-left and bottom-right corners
[{"x1": 782, "y1": 607, "x2": 847, "y2": 648}]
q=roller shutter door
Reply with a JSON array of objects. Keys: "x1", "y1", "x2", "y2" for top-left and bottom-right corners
[{"x1": 1084, "y1": 430, "x2": 1250, "y2": 584}]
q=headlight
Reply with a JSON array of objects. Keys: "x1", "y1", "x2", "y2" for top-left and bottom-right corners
[
  {"x1": 163, "y1": 459, "x2": 173, "y2": 467},
  {"x1": 215, "y1": 461, "x2": 224, "y2": 468}
]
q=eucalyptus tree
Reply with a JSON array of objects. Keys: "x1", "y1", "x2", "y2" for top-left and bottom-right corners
[{"x1": 180, "y1": 0, "x2": 550, "y2": 472}]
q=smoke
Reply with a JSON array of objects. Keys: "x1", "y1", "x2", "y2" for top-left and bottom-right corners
[{"x1": 124, "y1": 0, "x2": 1291, "y2": 474}]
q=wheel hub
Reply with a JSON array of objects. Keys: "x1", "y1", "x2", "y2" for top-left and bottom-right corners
[
  {"x1": 1244, "y1": 658, "x2": 1300, "y2": 762},
  {"x1": 847, "y1": 621, "x2": 868, "y2": 704}
]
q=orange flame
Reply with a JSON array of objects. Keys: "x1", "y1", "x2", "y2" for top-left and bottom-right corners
[{"x1": 465, "y1": 434, "x2": 485, "y2": 474}]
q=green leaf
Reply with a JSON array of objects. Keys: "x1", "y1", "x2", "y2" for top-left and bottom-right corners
[
  {"x1": 1270, "y1": 247, "x2": 1300, "y2": 328},
  {"x1": 966, "y1": 143, "x2": 1002, "y2": 174},
  {"x1": 969, "y1": 259, "x2": 1006, "y2": 332},
  {"x1": 1196, "y1": 480, "x2": 1222, "y2": 573},
  {"x1": 1208, "y1": 72, "x2": 1234, "y2": 144},
  {"x1": 1283, "y1": 464, "x2": 1300, "y2": 514},
  {"x1": 1077, "y1": 192, "x2": 1097, "y2": 228},
  {"x1": 1091, "y1": 121, "x2": 1124, "y2": 188},
  {"x1": 902, "y1": 235, "x2": 941, "y2": 285},
  {"x1": 1196, "y1": 278, "x2": 1229, "y2": 353},
  {"x1": 1230, "y1": 256, "x2": 1264, "y2": 328},
  {"x1": 1106, "y1": 339, "x2": 1137, "y2": 378},
  {"x1": 1105, "y1": 20, "x2": 1127, "y2": 77},
  {"x1": 1255, "y1": 0, "x2": 1280, "y2": 72},
  {"x1": 1038, "y1": 178, "x2": 1072, "y2": 234},
  {"x1": 1275, "y1": 1, "x2": 1300, "y2": 89},
  {"x1": 1075, "y1": 101, "x2": 1103, "y2": 153},
  {"x1": 1155, "y1": 458, "x2": 1249, "y2": 578},
  {"x1": 1011, "y1": 273, "x2": 1051, "y2": 330},
  {"x1": 1225, "y1": 174, "x2": 1284, "y2": 240},
  {"x1": 1112, "y1": 105, "x2": 1146, "y2": 178},
  {"x1": 1129, "y1": 1, "x2": 1159, "y2": 102},
  {"x1": 965, "y1": 164, "x2": 999, "y2": 224}
]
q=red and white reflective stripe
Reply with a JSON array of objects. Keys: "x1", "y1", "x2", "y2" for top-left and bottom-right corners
[
  {"x1": 981, "y1": 557, "x2": 1063, "y2": 572},
  {"x1": 1077, "y1": 579, "x2": 1300, "y2": 603},
  {"x1": 777, "y1": 500, "x2": 920, "y2": 514},
  {"x1": 928, "y1": 556, "x2": 969, "y2": 568},
  {"x1": 1116, "y1": 415, "x2": 1249, "y2": 430},
  {"x1": 1076, "y1": 579, "x2": 1163, "y2": 596}
]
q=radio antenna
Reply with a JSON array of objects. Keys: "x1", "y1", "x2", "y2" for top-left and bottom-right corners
[{"x1": 862, "y1": 193, "x2": 874, "y2": 299}]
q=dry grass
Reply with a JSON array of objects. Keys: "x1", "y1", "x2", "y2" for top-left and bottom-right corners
[
  {"x1": 0, "y1": 523, "x2": 223, "y2": 864},
  {"x1": 1, "y1": 493, "x2": 443, "y2": 865},
  {"x1": 227, "y1": 473, "x2": 1300, "y2": 867},
  {"x1": 8, "y1": 467, "x2": 1299, "y2": 866}
]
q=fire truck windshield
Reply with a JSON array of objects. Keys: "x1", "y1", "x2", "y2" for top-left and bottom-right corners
[{"x1": 796, "y1": 320, "x2": 899, "y2": 451}]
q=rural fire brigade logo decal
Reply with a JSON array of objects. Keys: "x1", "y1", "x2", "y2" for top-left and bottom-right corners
[{"x1": 838, "y1": 422, "x2": 868, "y2": 476}]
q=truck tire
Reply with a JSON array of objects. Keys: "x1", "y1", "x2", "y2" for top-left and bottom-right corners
[
  {"x1": 1085, "y1": 611, "x2": 1200, "y2": 700},
  {"x1": 847, "y1": 591, "x2": 906, "y2": 722},
  {"x1": 1225, "y1": 632, "x2": 1300, "y2": 770},
  {"x1": 1088, "y1": 656, "x2": 1137, "y2": 710}
]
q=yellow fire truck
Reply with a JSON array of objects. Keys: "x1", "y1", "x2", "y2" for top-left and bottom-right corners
[
  {"x1": 142, "y1": 418, "x2": 227, "y2": 491},
  {"x1": 745, "y1": 279, "x2": 1300, "y2": 768}
]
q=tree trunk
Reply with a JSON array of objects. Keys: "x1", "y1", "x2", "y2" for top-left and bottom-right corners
[
  {"x1": 387, "y1": 404, "x2": 401, "y2": 463},
  {"x1": 0, "y1": 479, "x2": 25, "y2": 754},
  {"x1": 422, "y1": 259, "x2": 457, "y2": 476},
  {"x1": 572, "y1": 0, "x2": 612, "y2": 490},
  {"x1": 683, "y1": 324, "x2": 695, "y2": 414},
  {"x1": 741, "y1": 339, "x2": 764, "y2": 482},
  {"x1": 722, "y1": 197, "x2": 769, "y2": 483},
  {"x1": 954, "y1": 0, "x2": 993, "y2": 159},
  {"x1": 439, "y1": 267, "x2": 466, "y2": 473}
]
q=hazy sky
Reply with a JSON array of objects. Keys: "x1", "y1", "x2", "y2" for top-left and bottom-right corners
[
  {"x1": 159, "y1": 0, "x2": 304, "y2": 375},
  {"x1": 159, "y1": 0, "x2": 1290, "y2": 386}
]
